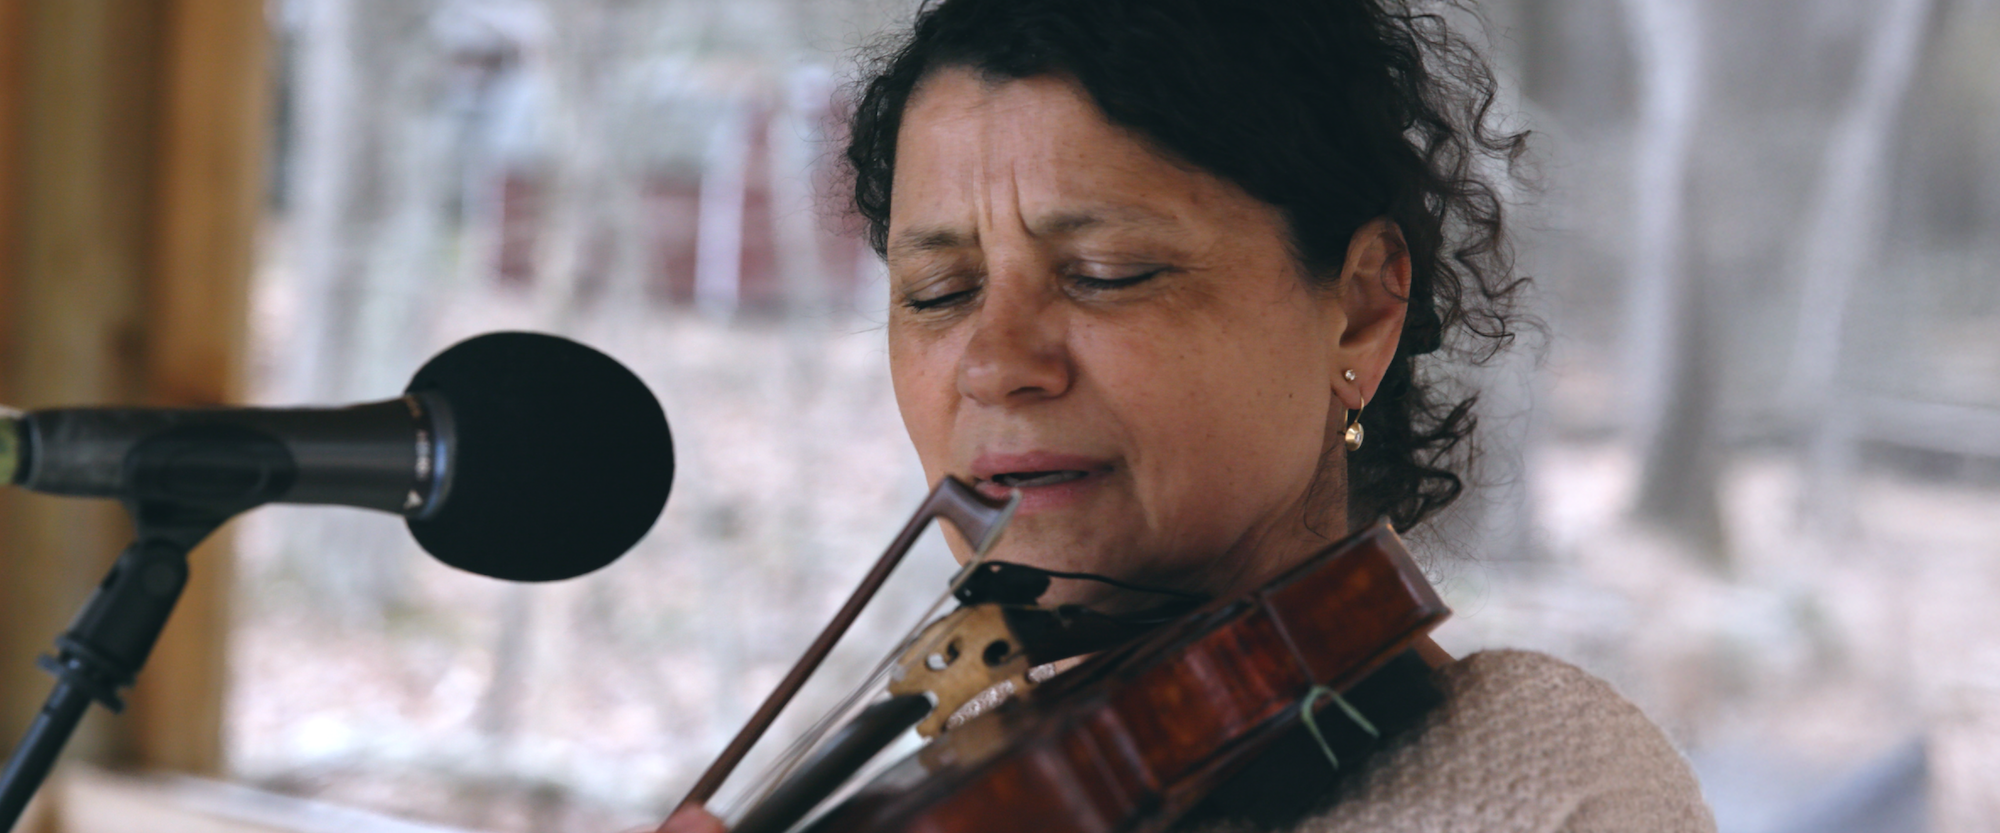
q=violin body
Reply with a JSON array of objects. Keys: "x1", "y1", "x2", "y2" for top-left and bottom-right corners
[{"x1": 798, "y1": 522, "x2": 1448, "y2": 833}]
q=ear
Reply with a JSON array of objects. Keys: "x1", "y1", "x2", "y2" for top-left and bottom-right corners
[{"x1": 1329, "y1": 218, "x2": 1410, "y2": 411}]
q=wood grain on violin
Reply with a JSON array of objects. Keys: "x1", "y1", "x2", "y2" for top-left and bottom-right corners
[{"x1": 787, "y1": 522, "x2": 1448, "y2": 833}]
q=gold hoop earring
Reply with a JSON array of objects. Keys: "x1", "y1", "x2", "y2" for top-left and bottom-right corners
[{"x1": 1344, "y1": 405, "x2": 1365, "y2": 451}]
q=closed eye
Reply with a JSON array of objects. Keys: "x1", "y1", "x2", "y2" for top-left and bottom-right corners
[
  {"x1": 1070, "y1": 268, "x2": 1166, "y2": 292},
  {"x1": 899, "y1": 266, "x2": 1168, "y2": 311},
  {"x1": 904, "y1": 287, "x2": 978, "y2": 311}
]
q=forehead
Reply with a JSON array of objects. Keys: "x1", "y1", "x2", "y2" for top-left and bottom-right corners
[{"x1": 889, "y1": 69, "x2": 1243, "y2": 250}]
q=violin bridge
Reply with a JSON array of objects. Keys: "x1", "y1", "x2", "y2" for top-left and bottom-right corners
[{"x1": 889, "y1": 603, "x2": 1036, "y2": 738}]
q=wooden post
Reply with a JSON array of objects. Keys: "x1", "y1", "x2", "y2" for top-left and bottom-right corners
[
  {"x1": 0, "y1": 0, "x2": 21, "y2": 365},
  {"x1": 127, "y1": 0, "x2": 272, "y2": 777},
  {"x1": 0, "y1": 0, "x2": 267, "y2": 782},
  {"x1": 0, "y1": 13, "x2": 33, "y2": 833},
  {"x1": 0, "y1": 0, "x2": 22, "y2": 808},
  {"x1": 0, "y1": 0, "x2": 163, "y2": 769}
]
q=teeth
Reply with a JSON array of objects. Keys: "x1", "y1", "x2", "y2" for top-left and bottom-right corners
[{"x1": 993, "y1": 470, "x2": 1089, "y2": 488}]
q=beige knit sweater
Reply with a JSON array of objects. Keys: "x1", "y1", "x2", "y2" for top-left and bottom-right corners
[{"x1": 1197, "y1": 650, "x2": 1716, "y2": 833}]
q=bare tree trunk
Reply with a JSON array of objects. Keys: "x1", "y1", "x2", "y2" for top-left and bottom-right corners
[
  {"x1": 1786, "y1": 0, "x2": 1934, "y2": 534},
  {"x1": 1620, "y1": 0, "x2": 1726, "y2": 561},
  {"x1": 281, "y1": 0, "x2": 444, "y2": 622},
  {"x1": 349, "y1": 10, "x2": 453, "y2": 398},
  {"x1": 695, "y1": 99, "x2": 751, "y2": 319},
  {"x1": 285, "y1": 0, "x2": 358, "y2": 405},
  {"x1": 1616, "y1": 0, "x2": 1699, "y2": 449},
  {"x1": 1634, "y1": 250, "x2": 1726, "y2": 559},
  {"x1": 532, "y1": 0, "x2": 652, "y2": 330}
]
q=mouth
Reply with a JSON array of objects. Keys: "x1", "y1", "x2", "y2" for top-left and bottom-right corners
[
  {"x1": 987, "y1": 470, "x2": 1093, "y2": 489},
  {"x1": 968, "y1": 452, "x2": 1114, "y2": 510}
]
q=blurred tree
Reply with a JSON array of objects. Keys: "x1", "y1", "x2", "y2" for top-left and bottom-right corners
[
  {"x1": 1618, "y1": 0, "x2": 1728, "y2": 562},
  {"x1": 1786, "y1": 0, "x2": 1933, "y2": 534}
]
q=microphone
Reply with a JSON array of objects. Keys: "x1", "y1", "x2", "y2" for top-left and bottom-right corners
[{"x1": 0, "y1": 331, "x2": 674, "y2": 582}]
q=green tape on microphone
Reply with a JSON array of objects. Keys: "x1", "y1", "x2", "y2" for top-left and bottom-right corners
[{"x1": 0, "y1": 408, "x2": 19, "y2": 485}]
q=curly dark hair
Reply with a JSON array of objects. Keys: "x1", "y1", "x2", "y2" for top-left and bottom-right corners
[{"x1": 843, "y1": 0, "x2": 1529, "y2": 532}]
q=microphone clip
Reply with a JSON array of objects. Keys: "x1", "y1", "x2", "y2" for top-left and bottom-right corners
[{"x1": 0, "y1": 455, "x2": 247, "y2": 830}]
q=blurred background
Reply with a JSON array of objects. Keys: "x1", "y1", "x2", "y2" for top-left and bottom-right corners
[{"x1": 0, "y1": 0, "x2": 1996, "y2": 831}]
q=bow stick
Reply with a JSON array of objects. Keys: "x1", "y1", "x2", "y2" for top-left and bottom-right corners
[{"x1": 679, "y1": 476, "x2": 1019, "y2": 808}]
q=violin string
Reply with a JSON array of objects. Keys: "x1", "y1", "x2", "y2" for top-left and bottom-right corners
[
  {"x1": 716, "y1": 486, "x2": 1025, "y2": 820},
  {"x1": 719, "y1": 577, "x2": 964, "y2": 819},
  {"x1": 723, "y1": 557, "x2": 1202, "y2": 817},
  {"x1": 745, "y1": 559, "x2": 1198, "y2": 803},
  {"x1": 715, "y1": 554, "x2": 991, "y2": 822},
  {"x1": 716, "y1": 661, "x2": 896, "y2": 820},
  {"x1": 715, "y1": 630, "x2": 907, "y2": 820}
]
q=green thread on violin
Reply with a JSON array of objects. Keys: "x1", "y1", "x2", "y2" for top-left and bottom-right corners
[{"x1": 1298, "y1": 684, "x2": 1380, "y2": 770}]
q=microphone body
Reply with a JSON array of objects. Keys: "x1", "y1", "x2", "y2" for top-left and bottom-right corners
[
  {"x1": 6, "y1": 394, "x2": 453, "y2": 517},
  {"x1": 0, "y1": 331, "x2": 674, "y2": 583}
]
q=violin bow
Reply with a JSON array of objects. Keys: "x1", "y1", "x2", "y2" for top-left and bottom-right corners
[{"x1": 678, "y1": 476, "x2": 1019, "y2": 808}]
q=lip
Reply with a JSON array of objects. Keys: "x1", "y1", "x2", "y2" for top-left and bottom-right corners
[{"x1": 968, "y1": 451, "x2": 1115, "y2": 513}]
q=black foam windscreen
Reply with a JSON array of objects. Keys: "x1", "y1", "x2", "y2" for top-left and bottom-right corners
[{"x1": 404, "y1": 332, "x2": 673, "y2": 581}]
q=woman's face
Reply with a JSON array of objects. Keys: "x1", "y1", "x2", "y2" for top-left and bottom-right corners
[{"x1": 886, "y1": 69, "x2": 1397, "y2": 604}]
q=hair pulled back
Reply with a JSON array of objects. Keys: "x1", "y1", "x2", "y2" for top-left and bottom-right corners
[{"x1": 844, "y1": 0, "x2": 1529, "y2": 531}]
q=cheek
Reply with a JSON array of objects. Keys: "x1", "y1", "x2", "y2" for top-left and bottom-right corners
[
  {"x1": 888, "y1": 327, "x2": 959, "y2": 480},
  {"x1": 1084, "y1": 308, "x2": 1330, "y2": 522}
]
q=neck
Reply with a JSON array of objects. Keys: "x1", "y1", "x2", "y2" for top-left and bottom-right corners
[{"x1": 1206, "y1": 450, "x2": 1352, "y2": 603}]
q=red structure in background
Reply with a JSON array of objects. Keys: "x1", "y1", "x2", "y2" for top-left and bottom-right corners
[
  {"x1": 495, "y1": 173, "x2": 542, "y2": 288},
  {"x1": 492, "y1": 97, "x2": 869, "y2": 316},
  {"x1": 644, "y1": 172, "x2": 702, "y2": 306}
]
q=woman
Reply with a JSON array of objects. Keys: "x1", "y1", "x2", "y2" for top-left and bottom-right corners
[{"x1": 665, "y1": 0, "x2": 1715, "y2": 829}]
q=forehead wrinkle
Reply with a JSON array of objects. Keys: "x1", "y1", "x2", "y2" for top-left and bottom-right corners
[
  {"x1": 890, "y1": 71, "x2": 1198, "y2": 264},
  {"x1": 1028, "y1": 205, "x2": 1184, "y2": 240},
  {"x1": 980, "y1": 120, "x2": 1037, "y2": 245}
]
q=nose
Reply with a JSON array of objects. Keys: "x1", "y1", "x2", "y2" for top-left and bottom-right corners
[{"x1": 956, "y1": 269, "x2": 1073, "y2": 405}]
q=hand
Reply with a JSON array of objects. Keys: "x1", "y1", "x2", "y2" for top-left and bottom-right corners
[{"x1": 652, "y1": 803, "x2": 728, "y2": 833}]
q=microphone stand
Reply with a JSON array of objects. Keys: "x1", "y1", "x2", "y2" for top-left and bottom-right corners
[{"x1": 0, "y1": 468, "x2": 256, "y2": 830}]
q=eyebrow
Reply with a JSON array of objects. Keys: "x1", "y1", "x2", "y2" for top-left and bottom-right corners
[
  {"x1": 887, "y1": 226, "x2": 969, "y2": 258},
  {"x1": 887, "y1": 205, "x2": 1183, "y2": 258}
]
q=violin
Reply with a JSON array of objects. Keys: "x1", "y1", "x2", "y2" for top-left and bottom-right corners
[{"x1": 676, "y1": 477, "x2": 1451, "y2": 833}]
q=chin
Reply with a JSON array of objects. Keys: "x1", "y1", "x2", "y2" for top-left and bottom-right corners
[{"x1": 989, "y1": 525, "x2": 1111, "y2": 572}]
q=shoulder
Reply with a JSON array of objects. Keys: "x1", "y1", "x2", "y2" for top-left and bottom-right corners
[{"x1": 1300, "y1": 650, "x2": 1717, "y2": 833}]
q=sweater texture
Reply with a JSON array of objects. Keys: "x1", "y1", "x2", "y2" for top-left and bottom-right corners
[{"x1": 1191, "y1": 650, "x2": 1717, "y2": 833}]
